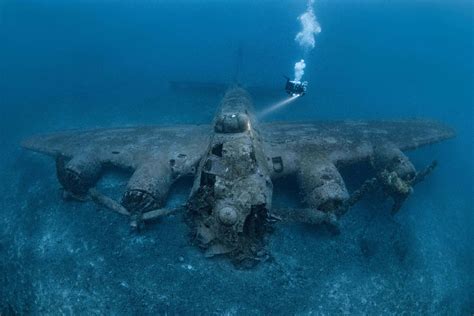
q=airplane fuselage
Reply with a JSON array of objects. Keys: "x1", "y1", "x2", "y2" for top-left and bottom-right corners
[
  {"x1": 21, "y1": 86, "x2": 455, "y2": 266},
  {"x1": 188, "y1": 88, "x2": 273, "y2": 260}
]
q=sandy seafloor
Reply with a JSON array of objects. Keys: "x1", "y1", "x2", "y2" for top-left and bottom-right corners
[{"x1": 0, "y1": 88, "x2": 472, "y2": 315}]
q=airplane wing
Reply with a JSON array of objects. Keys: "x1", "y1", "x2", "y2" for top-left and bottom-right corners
[
  {"x1": 20, "y1": 118, "x2": 455, "y2": 225},
  {"x1": 21, "y1": 125, "x2": 211, "y2": 170},
  {"x1": 22, "y1": 119, "x2": 455, "y2": 174},
  {"x1": 261, "y1": 119, "x2": 455, "y2": 175}
]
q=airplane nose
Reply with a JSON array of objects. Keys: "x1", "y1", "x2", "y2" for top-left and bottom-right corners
[{"x1": 217, "y1": 206, "x2": 238, "y2": 226}]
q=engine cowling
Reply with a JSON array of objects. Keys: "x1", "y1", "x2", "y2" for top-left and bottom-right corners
[
  {"x1": 56, "y1": 153, "x2": 102, "y2": 196},
  {"x1": 121, "y1": 161, "x2": 172, "y2": 214},
  {"x1": 372, "y1": 144, "x2": 416, "y2": 180},
  {"x1": 298, "y1": 158, "x2": 349, "y2": 214}
]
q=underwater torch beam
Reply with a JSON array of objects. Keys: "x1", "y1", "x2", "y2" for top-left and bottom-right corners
[{"x1": 258, "y1": 94, "x2": 301, "y2": 118}]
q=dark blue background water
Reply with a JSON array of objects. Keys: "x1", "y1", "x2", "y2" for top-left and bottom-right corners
[{"x1": 1, "y1": 0, "x2": 472, "y2": 314}]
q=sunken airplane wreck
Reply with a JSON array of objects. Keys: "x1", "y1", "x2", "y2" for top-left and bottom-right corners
[{"x1": 22, "y1": 87, "x2": 455, "y2": 265}]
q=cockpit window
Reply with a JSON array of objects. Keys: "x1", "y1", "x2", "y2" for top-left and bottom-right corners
[{"x1": 211, "y1": 143, "x2": 223, "y2": 157}]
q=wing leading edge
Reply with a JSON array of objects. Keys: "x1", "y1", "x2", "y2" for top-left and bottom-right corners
[
  {"x1": 22, "y1": 125, "x2": 211, "y2": 170},
  {"x1": 261, "y1": 119, "x2": 455, "y2": 165},
  {"x1": 260, "y1": 119, "x2": 455, "y2": 218},
  {"x1": 21, "y1": 118, "x2": 455, "y2": 226}
]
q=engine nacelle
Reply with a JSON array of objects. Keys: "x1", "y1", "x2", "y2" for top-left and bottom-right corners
[
  {"x1": 372, "y1": 144, "x2": 416, "y2": 180},
  {"x1": 298, "y1": 158, "x2": 349, "y2": 213},
  {"x1": 122, "y1": 162, "x2": 172, "y2": 214},
  {"x1": 56, "y1": 153, "x2": 102, "y2": 196}
]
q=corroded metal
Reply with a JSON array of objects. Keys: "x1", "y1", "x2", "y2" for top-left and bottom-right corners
[
  {"x1": 21, "y1": 87, "x2": 455, "y2": 265},
  {"x1": 187, "y1": 88, "x2": 273, "y2": 264}
]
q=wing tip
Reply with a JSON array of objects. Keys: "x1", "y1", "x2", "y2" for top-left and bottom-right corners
[
  {"x1": 20, "y1": 135, "x2": 59, "y2": 156},
  {"x1": 21, "y1": 137, "x2": 37, "y2": 150},
  {"x1": 401, "y1": 119, "x2": 456, "y2": 151},
  {"x1": 431, "y1": 120, "x2": 456, "y2": 141}
]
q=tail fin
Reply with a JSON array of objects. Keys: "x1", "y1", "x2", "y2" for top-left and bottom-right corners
[
  {"x1": 232, "y1": 42, "x2": 244, "y2": 85},
  {"x1": 169, "y1": 43, "x2": 278, "y2": 96}
]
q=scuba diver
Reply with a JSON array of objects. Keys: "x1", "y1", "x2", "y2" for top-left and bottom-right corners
[{"x1": 284, "y1": 76, "x2": 308, "y2": 96}]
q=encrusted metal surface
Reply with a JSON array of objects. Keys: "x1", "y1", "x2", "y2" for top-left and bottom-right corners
[{"x1": 21, "y1": 87, "x2": 456, "y2": 265}]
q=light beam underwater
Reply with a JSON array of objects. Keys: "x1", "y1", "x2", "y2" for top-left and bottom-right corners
[{"x1": 258, "y1": 94, "x2": 301, "y2": 118}]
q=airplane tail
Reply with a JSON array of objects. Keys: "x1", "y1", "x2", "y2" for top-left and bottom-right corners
[
  {"x1": 232, "y1": 43, "x2": 244, "y2": 85},
  {"x1": 169, "y1": 44, "x2": 245, "y2": 93},
  {"x1": 169, "y1": 43, "x2": 279, "y2": 97}
]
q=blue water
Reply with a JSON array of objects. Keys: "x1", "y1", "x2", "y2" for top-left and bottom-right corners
[{"x1": 1, "y1": 0, "x2": 472, "y2": 314}]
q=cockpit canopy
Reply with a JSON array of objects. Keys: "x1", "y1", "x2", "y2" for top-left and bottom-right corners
[{"x1": 214, "y1": 112, "x2": 250, "y2": 134}]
